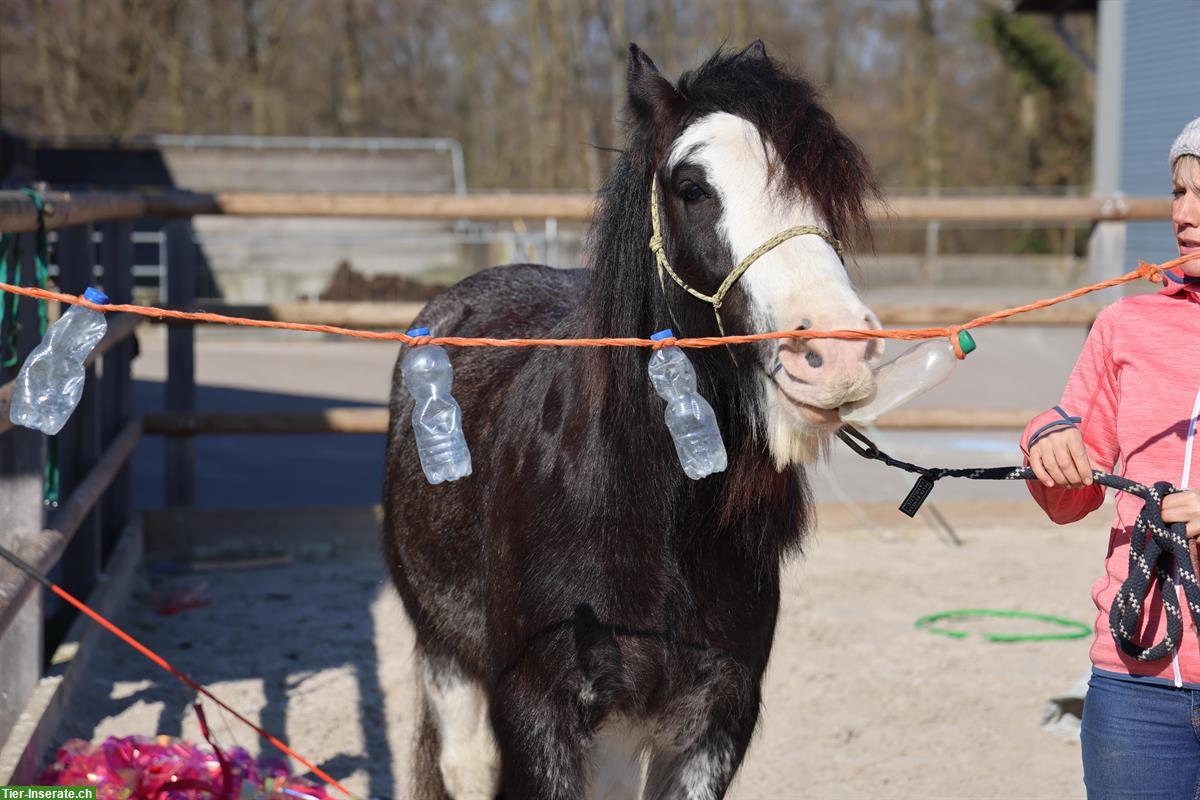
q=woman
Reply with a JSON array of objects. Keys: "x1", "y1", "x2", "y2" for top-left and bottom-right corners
[{"x1": 1024, "y1": 115, "x2": 1200, "y2": 799}]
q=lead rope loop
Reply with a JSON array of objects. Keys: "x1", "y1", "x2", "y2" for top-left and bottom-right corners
[{"x1": 837, "y1": 425, "x2": 1200, "y2": 662}]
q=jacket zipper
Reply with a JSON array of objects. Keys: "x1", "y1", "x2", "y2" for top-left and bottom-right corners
[{"x1": 1170, "y1": 382, "x2": 1200, "y2": 688}]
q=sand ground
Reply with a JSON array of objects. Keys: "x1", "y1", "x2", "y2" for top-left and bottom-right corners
[{"x1": 56, "y1": 504, "x2": 1104, "y2": 800}]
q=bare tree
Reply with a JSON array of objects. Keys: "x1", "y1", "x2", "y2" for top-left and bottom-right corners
[
  {"x1": 162, "y1": 0, "x2": 190, "y2": 132},
  {"x1": 240, "y1": 0, "x2": 290, "y2": 136},
  {"x1": 339, "y1": 0, "x2": 365, "y2": 136},
  {"x1": 0, "y1": 0, "x2": 1095, "y2": 206}
]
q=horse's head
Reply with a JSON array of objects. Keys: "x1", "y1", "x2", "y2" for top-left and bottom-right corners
[{"x1": 628, "y1": 42, "x2": 881, "y2": 466}]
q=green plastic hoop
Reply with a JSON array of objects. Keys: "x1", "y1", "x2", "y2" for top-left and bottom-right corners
[{"x1": 914, "y1": 608, "x2": 1092, "y2": 643}]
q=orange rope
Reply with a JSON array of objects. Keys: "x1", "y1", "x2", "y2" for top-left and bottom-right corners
[
  {"x1": 0, "y1": 251, "x2": 1196, "y2": 353},
  {"x1": 42, "y1": 582, "x2": 359, "y2": 799}
]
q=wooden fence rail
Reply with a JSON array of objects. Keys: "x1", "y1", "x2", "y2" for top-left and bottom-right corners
[{"x1": 0, "y1": 188, "x2": 1174, "y2": 232}]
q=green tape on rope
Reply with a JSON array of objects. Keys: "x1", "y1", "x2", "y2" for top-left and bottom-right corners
[{"x1": 914, "y1": 608, "x2": 1091, "y2": 643}]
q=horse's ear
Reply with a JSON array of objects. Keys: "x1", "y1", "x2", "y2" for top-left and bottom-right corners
[
  {"x1": 627, "y1": 44, "x2": 683, "y2": 131},
  {"x1": 737, "y1": 40, "x2": 767, "y2": 62}
]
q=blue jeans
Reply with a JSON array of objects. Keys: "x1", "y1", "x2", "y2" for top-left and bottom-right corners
[{"x1": 1081, "y1": 672, "x2": 1200, "y2": 799}]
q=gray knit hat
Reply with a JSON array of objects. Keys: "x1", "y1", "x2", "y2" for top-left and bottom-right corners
[{"x1": 1170, "y1": 116, "x2": 1200, "y2": 167}]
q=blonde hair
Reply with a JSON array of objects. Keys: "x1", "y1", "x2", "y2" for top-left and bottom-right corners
[{"x1": 1174, "y1": 154, "x2": 1200, "y2": 195}]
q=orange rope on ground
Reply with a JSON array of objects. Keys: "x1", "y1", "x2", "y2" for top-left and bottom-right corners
[
  {"x1": 48, "y1": 581, "x2": 359, "y2": 799},
  {"x1": 0, "y1": 251, "x2": 1196, "y2": 354}
]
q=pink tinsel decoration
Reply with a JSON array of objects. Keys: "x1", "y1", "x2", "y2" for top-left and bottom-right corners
[{"x1": 39, "y1": 735, "x2": 333, "y2": 800}]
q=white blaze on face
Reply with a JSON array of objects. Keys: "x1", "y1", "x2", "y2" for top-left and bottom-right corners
[
  {"x1": 666, "y1": 112, "x2": 878, "y2": 465},
  {"x1": 665, "y1": 112, "x2": 869, "y2": 335}
]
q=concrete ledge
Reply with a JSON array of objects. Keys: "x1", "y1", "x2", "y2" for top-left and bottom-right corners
[
  {"x1": 143, "y1": 506, "x2": 382, "y2": 561},
  {"x1": 0, "y1": 518, "x2": 144, "y2": 785}
]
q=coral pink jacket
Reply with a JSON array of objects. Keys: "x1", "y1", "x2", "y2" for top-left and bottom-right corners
[{"x1": 1022, "y1": 270, "x2": 1200, "y2": 686}]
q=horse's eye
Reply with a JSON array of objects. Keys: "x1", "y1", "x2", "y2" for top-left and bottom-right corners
[{"x1": 677, "y1": 180, "x2": 708, "y2": 204}]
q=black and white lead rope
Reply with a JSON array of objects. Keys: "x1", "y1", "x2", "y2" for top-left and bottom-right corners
[{"x1": 837, "y1": 425, "x2": 1200, "y2": 663}]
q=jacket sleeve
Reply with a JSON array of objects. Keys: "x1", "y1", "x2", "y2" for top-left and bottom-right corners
[{"x1": 1020, "y1": 304, "x2": 1121, "y2": 524}]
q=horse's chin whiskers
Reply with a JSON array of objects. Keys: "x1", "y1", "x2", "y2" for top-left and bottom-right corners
[{"x1": 760, "y1": 379, "x2": 834, "y2": 468}]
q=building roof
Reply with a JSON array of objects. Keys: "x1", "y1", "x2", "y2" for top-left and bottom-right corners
[{"x1": 1011, "y1": 0, "x2": 1097, "y2": 12}]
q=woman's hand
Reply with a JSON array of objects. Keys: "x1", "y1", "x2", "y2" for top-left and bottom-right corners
[
  {"x1": 1029, "y1": 427, "x2": 1095, "y2": 489},
  {"x1": 1162, "y1": 489, "x2": 1200, "y2": 539}
]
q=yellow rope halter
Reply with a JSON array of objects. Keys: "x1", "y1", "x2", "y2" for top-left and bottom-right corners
[{"x1": 648, "y1": 173, "x2": 844, "y2": 337}]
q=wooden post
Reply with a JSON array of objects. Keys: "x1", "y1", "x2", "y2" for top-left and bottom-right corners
[
  {"x1": 53, "y1": 225, "x2": 101, "y2": 604},
  {"x1": 99, "y1": 221, "x2": 134, "y2": 557},
  {"x1": 1061, "y1": 220, "x2": 1079, "y2": 286},
  {"x1": 164, "y1": 221, "x2": 195, "y2": 507},
  {"x1": 544, "y1": 217, "x2": 558, "y2": 266},
  {"x1": 0, "y1": 233, "x2": 45, "y2": 752}
]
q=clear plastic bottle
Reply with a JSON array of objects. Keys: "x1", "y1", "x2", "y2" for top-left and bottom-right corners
[
  {"x1": 9, "y1": 287, "x2": 109, "y2": 435},
  {"x1": 400, "y1": 327, "x2": 472, "y2": 484},
  {"x1": 840, "y1": 339, "x2": 960, "y2": 424},
  {"x1": 648, "y1": 329, "x2": 727, "y2": 479}
]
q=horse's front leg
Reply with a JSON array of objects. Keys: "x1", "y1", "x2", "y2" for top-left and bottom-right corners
[
  {"x1": 490, "y1": 642, "x2": 591, "y2": 800},
  {"x1": 642, "y1": 664, "x2": 762, "y2": 800}
]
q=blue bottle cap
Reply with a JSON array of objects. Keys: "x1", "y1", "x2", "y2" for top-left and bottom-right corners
[
  {"x1": 406, "y1": 327, "x2": 430, "y2": 337},
  {"x1": 83, "y1": 287, "x2": 109, "y2": 304},
  {"x1": 650, "y1": 329, "x2": 675, "y2": 341}
]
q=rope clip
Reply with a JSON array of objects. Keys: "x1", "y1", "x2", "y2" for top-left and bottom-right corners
[
  {"x1": 838, "y1": 426, "x2": 942, "y2": 517},
  {"x1": 836, "y1": 424, "x2": 879, "y2": 459}
]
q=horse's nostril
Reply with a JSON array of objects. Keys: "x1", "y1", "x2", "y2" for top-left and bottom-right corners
[
  {"x1": 805, "y1": 350, "x2": 823, "y2": 369},
  {"x1": 798, "y1": 318, "x2": 813, "y2": 330}
]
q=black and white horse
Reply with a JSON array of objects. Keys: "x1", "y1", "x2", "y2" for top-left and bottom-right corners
[{"x1": 383, "y1": 42, "x2": 881, "y2": 799}]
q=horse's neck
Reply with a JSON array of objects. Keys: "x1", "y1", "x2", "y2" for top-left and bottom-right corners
[{"x1": 563, "y1": 156, "x2": 768, "y2": 503}]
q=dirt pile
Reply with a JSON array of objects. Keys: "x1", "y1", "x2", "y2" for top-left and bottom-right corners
[{"x1": 319, "y1": 261, "x2": 447, "y2": 302}]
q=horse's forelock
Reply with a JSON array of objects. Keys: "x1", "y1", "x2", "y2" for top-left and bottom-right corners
[{"x1": 675, "y1": 47, "x2": 878, "y2": 244}]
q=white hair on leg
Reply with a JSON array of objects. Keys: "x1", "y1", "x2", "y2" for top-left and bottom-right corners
[
  {"x1": 643, "y1": 738, "x2": 736, "y2": 800},
  {"x1": 679, "y1": 745, "x2": 734, "y2": 800},
  {"x1": 421, "y1": 660, "x2": 501, "y2": 800}
]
